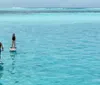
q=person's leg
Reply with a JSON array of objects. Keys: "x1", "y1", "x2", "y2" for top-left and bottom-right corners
[
  {"x1": 12, "y1": 40, "x2": 13, "y2": 47},
  {"x1": 0, "y1": 49, "x2": 1, "y2": 59},
  {"x1": 14, "y1": 41, "x2": 16, "y2": 48},
  {"x1": 12, "y1": 40, "x2": 14, "y2": 48}
]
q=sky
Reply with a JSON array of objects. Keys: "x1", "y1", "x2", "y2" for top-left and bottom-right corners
[{"x1": 0, "y1": 0, "x2": 100, "y2": 8}]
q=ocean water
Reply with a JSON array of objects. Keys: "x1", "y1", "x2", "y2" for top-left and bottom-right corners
[{"x1": 0, "y1": 8, "x2": 100, "y2": 85}]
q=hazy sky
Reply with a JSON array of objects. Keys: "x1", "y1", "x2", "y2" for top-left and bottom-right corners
[{"x1": 0, "y1": 0, "x2": 100, "y2": 7}]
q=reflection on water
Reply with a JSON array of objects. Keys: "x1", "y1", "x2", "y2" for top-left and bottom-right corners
[
  {"x1": 9, "y1": 52, "x2": 19, "y2": 84},
  {"x1": 0, "y1": 83, "x2": 2, "y2": 85},
  {"x1": 0, "y1": 64, "x2": 3, "y2": 78},
  {"x1": 0, "y1": 54, "x2": 4, "y2": 85},
  {"x1": 10, "y1": 52, "x2": 17, "y2": 74}
]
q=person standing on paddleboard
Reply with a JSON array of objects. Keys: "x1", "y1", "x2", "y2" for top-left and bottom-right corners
[{"x1": 12, "y1": 33, "x2": 16, "y2": 48}]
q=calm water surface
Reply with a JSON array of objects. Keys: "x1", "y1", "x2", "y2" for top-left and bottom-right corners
[{"x1": 0, "y1": 8, "x2": 100, "y2": 85}]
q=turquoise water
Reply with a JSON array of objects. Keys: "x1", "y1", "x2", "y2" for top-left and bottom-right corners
[{"x1": 0, "y1": 8, "x2": 100, "y2": 85}]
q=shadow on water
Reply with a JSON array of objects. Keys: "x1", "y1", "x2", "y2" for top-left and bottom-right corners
[{"x1": 10, "y1": 52, "x2": 17, "y2": 74}]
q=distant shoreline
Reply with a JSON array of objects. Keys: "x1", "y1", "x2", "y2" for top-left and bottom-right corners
[{"x1": 0, "y1": 8, "x2": 100, "y2": 14}]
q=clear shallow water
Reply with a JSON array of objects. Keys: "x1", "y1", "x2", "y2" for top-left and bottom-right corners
[{"x1": 0, "y1": 8, "x2": 100, "y2": 85}]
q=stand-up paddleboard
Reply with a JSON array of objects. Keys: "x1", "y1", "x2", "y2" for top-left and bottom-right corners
[{"x1": 10, "y1": 47, "x2": 16, "y2": 52}]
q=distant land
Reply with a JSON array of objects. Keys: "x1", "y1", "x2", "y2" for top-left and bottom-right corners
[{"x1": 0, "y1": 8, "x2": 100, "y2": 14}]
